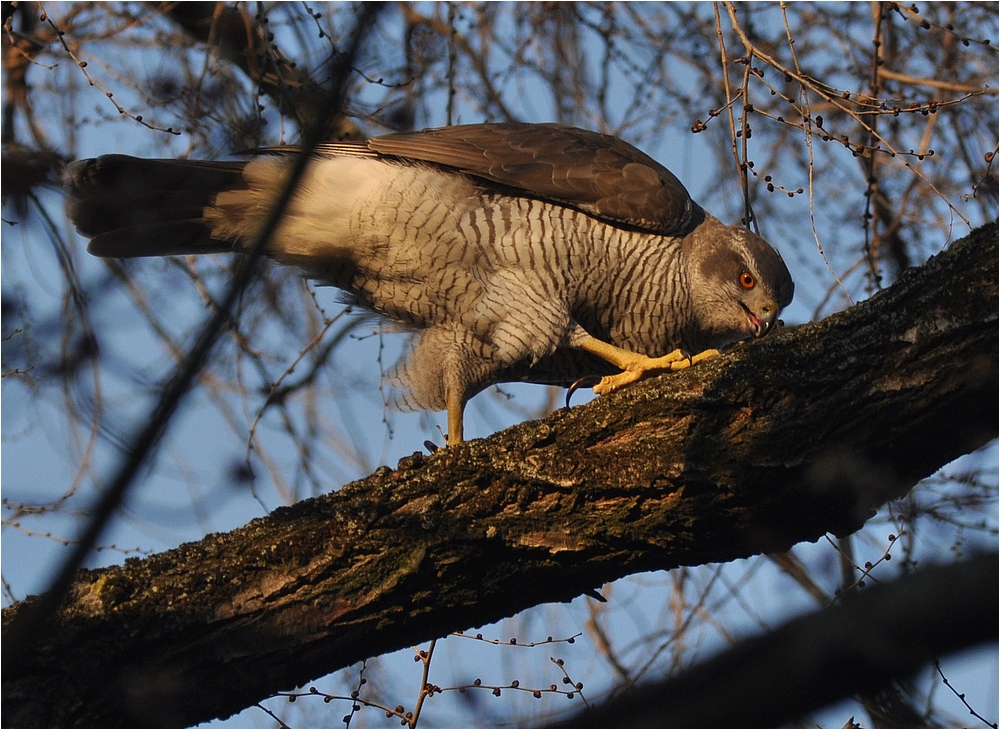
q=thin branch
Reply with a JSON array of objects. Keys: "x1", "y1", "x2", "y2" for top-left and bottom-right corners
[{"x1": 877, "y1": 67, "x2": 998, "y2": 95}]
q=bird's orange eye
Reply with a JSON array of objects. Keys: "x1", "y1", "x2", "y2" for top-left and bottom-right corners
[{"x1": 739, "y1": 272, "x2": 755, "y2": 289}]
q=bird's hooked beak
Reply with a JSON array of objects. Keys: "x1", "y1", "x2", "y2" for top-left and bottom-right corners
[{"x1": 741, "y1": 303, "x2": 779, "y2": 338}]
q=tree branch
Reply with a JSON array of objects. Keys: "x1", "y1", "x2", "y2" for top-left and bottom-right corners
[
  {"x1": 158, "y1": 2, "x2": 362, "y2": 139},
  {"x1": 562, "y1": 553, "x2": 997, "y2": 728},
  {"x1": 3, "y1": 223, "x2": 997, "y2": 727}
]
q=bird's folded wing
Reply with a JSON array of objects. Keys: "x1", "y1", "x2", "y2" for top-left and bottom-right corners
[
  {"x1": 365, "y1": 123, "x2": 701, "y2": 237},
  {"x1": 284, "y1": 123, "x2": 702, "y2": 238}
]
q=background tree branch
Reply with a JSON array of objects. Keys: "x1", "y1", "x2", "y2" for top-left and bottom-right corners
[
  {"x1": 158, "y1": 1, "x2": 362, "y2": 139},
  {"x1": 563, "y1": 552, "x2": 997, "y2": 728},
  {"x1": 3, "y1": 222, "x2": 995, "y2": 727}
]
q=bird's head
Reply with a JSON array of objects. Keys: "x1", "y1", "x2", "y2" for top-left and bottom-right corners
[{"x1": 686, "y1": 217, "x2": 794, "y2": 351}]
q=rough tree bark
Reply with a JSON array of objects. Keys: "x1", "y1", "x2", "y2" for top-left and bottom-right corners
[{"x1": 3, "y1": 222, "x2": 997, "y2": 727}]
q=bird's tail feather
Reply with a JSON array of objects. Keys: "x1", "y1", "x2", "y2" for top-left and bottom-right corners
[{"x1": 66, "y1": 155, "x2": 247, "y2": 258}]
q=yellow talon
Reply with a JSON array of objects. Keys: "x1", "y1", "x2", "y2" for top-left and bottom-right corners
[
  {"x1": 590, "y1": 347, "x2": 720, "y2": 395},
  {"x1": 568, "y1": 328, "x2": 720, "y2": 398}
]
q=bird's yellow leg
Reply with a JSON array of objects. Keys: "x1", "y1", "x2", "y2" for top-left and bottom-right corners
[
  {"x1": 573, "y1": 333, "x2": 719, "y2": 395},
  {"x1": 446, "y1": 387, "x2": 464, "y2": 446}
]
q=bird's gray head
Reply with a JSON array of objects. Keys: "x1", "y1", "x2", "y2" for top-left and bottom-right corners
[{"x1": 685, "y1": 216, "x2": 794, "y2": 351}]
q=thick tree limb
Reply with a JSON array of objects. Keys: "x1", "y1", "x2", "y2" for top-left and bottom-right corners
[{"x1": 3, "y1": 223, "x2": 997, "y2": 727}]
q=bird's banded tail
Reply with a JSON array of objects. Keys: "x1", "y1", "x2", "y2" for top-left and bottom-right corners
[{"x1": 66, "y1": 155, "x2": 247, "y2": 258}]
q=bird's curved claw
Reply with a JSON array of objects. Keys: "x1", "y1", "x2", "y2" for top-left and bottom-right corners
[{"x1": 565, "y1": 375, "x2": 603, "y2": 408}]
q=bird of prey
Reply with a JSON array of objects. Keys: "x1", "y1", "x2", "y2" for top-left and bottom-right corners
[{"x1": 67, "y1": 123, "x2": 794, "y2": 445}]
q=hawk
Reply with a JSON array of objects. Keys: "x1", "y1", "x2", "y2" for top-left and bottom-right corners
[{"x1": 67, "y1": 123, "x2": 794, "y2": 445}]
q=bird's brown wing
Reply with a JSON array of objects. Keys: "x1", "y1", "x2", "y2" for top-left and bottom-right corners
[{"x1": 312, "y1": 123, "x2": 701, "y2": 237}]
